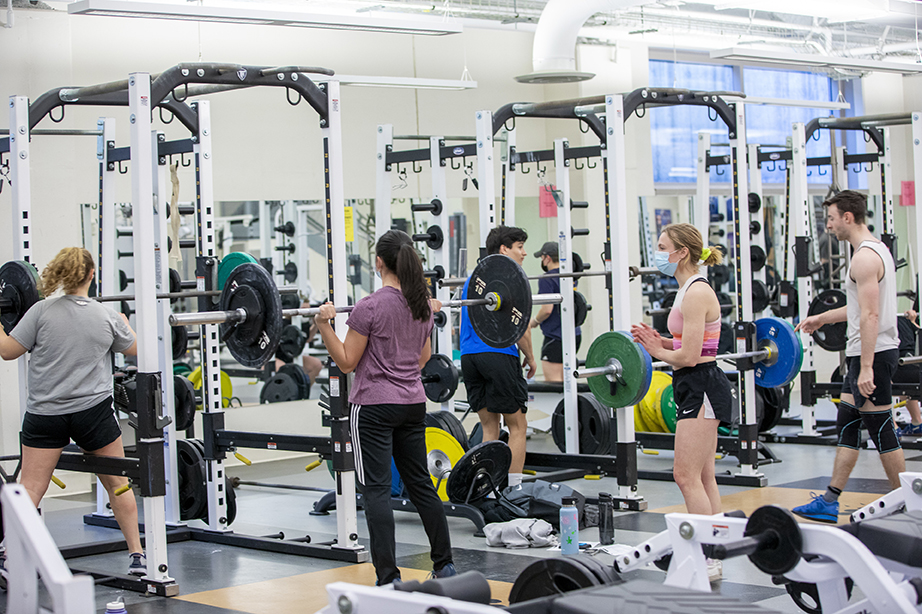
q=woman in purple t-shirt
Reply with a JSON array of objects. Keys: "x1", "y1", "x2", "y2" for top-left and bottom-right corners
[{"x1": 316, "y1": 230, "x2": 455, "y2": 586}]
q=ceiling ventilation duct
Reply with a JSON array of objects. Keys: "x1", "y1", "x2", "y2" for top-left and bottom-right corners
[{"x1": 516, "y1": 0, "x2": 652, "y2": 83}]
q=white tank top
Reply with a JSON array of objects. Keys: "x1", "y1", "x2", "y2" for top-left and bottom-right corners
[{"x1": 844, "y1": 240, "x2": 899, "y2": 357}]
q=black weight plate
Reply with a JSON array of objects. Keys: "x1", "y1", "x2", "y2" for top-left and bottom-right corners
[
  {"x1": 426, "y1": 410, "x2": 470, "y2": 451},
  {"x1": 169, "y1": 268, "x2": 182, "y2": 304},
  {"x1": 652, "y1": 290, "x2": 676, "y2": 335},
  {"x1": 751, "y1": 245, "x2": 767, "y2": 273},
  {"x1": 783, "y1": 577, "x2": 853, "y2": 614},
  {"x1": 278, "y1": 363, "x2": 310, "y2": 400},
  {"x1": 551, "y1": 393, "x2": 611, "y2": 454},
  {"x1": 219, "y1": 263, "x2": 283, "y2": 368},
  {"x1": 260, "y1": 373, "x2": 300, "y2": 403},
  {"x1": 224, "y1": 477, "x2": 237, "y2": 526},
  {"x1": 467, "y1": 255, "x2": 532, "y2": 349},
  {"x1": 176, "y1": 439, "x2": 207, "y2": 521},
  {"x1": 280, "y1": 293, "x2": 301, "y2": 310},
  {"x1": 283, "y1": 261, "x2": 298, "y2": 284},
  {"x1": 446, "y1": 441, "x2": 511, "y2": 504},
  {"x1": 757, "y1": 385, "x2": 785, "y2": 433},
  {"x1": 174, "y1": 374, "x2": 197, "y2": 431},
  {"x1": 710, "y1": 264, "x2": 731, "y2": 288},
  {"x1": 275, "y1": 324, "x2": 306, "y2": 363},
  {"x1": 717, "y1": 292, "x2": 733, "y2": 317},
  {"x1": 574, "y1": 291, "x2": 589, "y2": 328},
  {"x1": 752, "y1": 279, "x2": 770, "y2": 313},
  {"x1": 772, "y1": 280, "x2": 798, "y2": 319},
  {"x1": 749, "y1": 192, "x2": 762, "y2": 213},
  {"x1": 572, "y1": 252, "x2": 584, "y2": 274},
  {"x1": 0, "y1": 261, "x2": 43, "y2": 335},
  {"x1": 718, "y1": 322, "x2": 734, "y2": 355},
  {"x1": 422, "y1": 353, "x2": 459, "y2": 403},
  {"x1": 468, "y1": 423, "x2": 508, "y2": 447},
  {"x1": 172, "y1": 324, "x2": 188, "y2": 361},
  {"x1": 509, "y1": 558, "x2": 611, "y2": 604},
  {"x1": 433, "y1": 310, "x2": 447, "y2": 328},
  {"x1": 745, "y1": 506, "x2": 802, "y2": 575},
  {"x1": 119, "y1": 269, "x2": 131, "y2": 292},
  {"x1": 808, "y1": 289, "x2": 847, "y2": 352}
]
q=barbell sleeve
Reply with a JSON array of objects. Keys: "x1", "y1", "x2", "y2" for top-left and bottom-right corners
[
  {"x1": 900, "y1": 355, "x2": 922, "y2": 366},
  {"x1": 170, "y1": 308, "x2": 247, "y2": 326},
  {"x1": 573, "y1": 365, "x2": 617, "y2": 379}
]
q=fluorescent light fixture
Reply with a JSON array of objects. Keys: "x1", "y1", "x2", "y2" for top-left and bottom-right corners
[
  {"x1": 711, "y1": 47, "x2": 922, "y2": 75},
  {"x1": 730, "y1": 96, "x2": 851, "y2": 110},
  {"x1": 335, "y1": 75, "x2": 477, "y2": 90},
  {"x1": 711, "y1": 0, "x2": 889, "y2": 22},
  {"x1": 67, "y1": 0, "x2": 462, "y2": 35}
]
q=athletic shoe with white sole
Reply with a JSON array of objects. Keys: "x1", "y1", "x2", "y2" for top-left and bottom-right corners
[{"x1": 128, "y1": 552, "x2": 147, "y2": 576}]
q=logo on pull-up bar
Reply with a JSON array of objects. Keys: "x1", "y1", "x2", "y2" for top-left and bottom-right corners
[{"x1": 237, "y1": 69, "x2": 247, "y2": 81}]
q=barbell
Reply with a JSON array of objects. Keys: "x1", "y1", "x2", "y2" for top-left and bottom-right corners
[
  {"x1": 572, "y1": 317, "x2": 803, "y2": 409},
  {"x1": 167, "y1": 254, "x2": 562, "y2": 367}
]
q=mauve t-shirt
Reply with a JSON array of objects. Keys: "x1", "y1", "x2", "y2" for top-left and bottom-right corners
[{"x1": 346, "y1": 286, "x2": 433, "y2": 405}]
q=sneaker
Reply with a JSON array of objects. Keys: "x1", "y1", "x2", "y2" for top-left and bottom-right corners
[
  {"x1": 897, "y1": 423, "x2": 922, "y2": 438},
  {"x1": 706, "y1": 558, "x2": 722, "y2": 583},
  {"x1": 128, "y1": 552, "x2": 146, "y2": 576},
  {"x1": 792, "y1": 493, "x2": 839, "y2": 524},
  {"x1": 376, "y1": 576, "x2": 401, "y2": 586},
  {"x1": 429, "y1": 563, "x2": 457, "y2": 579}
]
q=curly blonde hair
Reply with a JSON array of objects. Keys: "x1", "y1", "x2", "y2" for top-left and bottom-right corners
[
  {"x1": 41, "y1": 248, "x2": 95, "y2": 295},
  {"x1": 663, "y1": 223, "x2": 724, "y2": 269}
]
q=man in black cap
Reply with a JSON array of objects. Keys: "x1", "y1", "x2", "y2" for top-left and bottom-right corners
[{"x1": 529, "y1": 242, "x2": 581, "y2": 382}]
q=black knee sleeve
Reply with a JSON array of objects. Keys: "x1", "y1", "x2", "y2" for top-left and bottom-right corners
[
  {"x1": 861, "y1": 410, "x2": 902, "y2": 454},
  {"x1": 836, "y1": 401, "x2": 862, "y2": 449}
]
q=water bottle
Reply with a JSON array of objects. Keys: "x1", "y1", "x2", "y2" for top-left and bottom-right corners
[
  {"x1": 560, "y1": 496, "x2": 579, "y2": 555},
  {"x1": 598, "y1": 492, "x2": 614, "y2": 545},
  {"x1": 105, "y1": 600, "x2": 128, "y2": 614}
]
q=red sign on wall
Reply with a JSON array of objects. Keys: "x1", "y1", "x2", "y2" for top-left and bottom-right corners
[
  {"x1": 902, "y1": 181, "x2": 915, "y2": 207},
  {"x1": 539, "y1": 185, "x2": 558, "y2": 218}
]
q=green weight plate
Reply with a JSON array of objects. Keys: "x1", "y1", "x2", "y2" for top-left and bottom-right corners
[
  {"x1": 173, "y1": 362, "x2": 193, "y2": 376},
  {"x1": 585, "y1": 331, "x2": 652, "y2": 409},
  {"x1": 660, "y1": 384, "x2": 677, "y2": 433},
  {"x1": 217, "y1": 252, "x2": 258, "y2": 291},
  {"x1": 754, "y1": 317, "x2": 803, "y2": 389}
]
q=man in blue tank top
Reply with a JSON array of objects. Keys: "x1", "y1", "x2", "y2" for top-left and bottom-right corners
[
  {"x1": 460, "y1": 226, "x2": 535, "y2": 489},
  {"x1": 793, "y1": 191, "x2": 905, "y2": 523}
]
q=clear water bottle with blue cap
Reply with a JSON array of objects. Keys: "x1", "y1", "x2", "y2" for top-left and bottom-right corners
[{"x1": 106, "y1": 599, "x2": 127, "y2": 614}]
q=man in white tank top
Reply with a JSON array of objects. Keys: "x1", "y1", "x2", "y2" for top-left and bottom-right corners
[{"x1": 792, "y1": 191, "x2": 905, "y2": 524}]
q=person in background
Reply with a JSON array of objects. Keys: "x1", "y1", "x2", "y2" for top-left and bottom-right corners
[{"x1": 529, "y1": 242, "x2": 581, "y2": 383}]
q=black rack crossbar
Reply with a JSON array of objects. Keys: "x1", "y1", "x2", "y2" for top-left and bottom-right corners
[
  {"x1": 493, "y1": 96, "x2": 607, "y2": 142},
  {"x1": 384, "y1": 142, "x2": 479, "y2": 169},
  {"x1": 803, "y1": 112, "x2": 912, "y2": 152},
  {"x1": 55, "y1": 452, "x2": 140, "y2": 480},
  {"x1": 805, "y1": 380, "x2": 921, "y2": 405},
  {"x1": 214, "y1": 430, "x2": 332, "y2": 456},
  {"x1": 509, "y1": 145, "x2": 603, "y2": 169},
  {"x1": 0, "y1": 138, "x2": 8, "y2": 154},
  {"x1": 622, "y1": 88, "x2": 739, "y2": 136},
  {"x1": 108, "y1": 138, "x2": 195, "y2": 163}
]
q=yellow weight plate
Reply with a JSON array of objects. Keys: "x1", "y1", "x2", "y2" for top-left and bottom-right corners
[
  {"x1": 633, "y1": 404, "x2": 653, "y2": 433},
  {"x1": 647, "y1": 372, "x2": 673, "y2": 432},
  {"x1": 426, "y1": 427, "x2": 466, "y2": 502},
  {"x1": 187, "y1": 366, "x2": 233, "y2": 409}
]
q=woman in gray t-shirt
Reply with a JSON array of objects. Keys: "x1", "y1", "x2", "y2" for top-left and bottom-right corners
[
  {"x1": 0, "y1": 248, "x2": 147, "y2": 576},
  {"x1": 316, "y1": 230, "x2": 455, "y2": 586}
]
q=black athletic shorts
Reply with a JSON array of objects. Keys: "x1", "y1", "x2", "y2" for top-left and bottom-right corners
[
  {"x1": 842, "y1": 349, "x2": 898, "y2": 408},
  {"x1": 461, "y1": 352, "x2": 528, "y2": 414},
  {"x1": 540, "y1": 335, "x2": 582, "y2": 364},
  {"x1": 672, "y1": 361, "x2": 734, "y2": 423},
  {"x1": 21, "y1": 396, "x2": 122, "y2": 451}
]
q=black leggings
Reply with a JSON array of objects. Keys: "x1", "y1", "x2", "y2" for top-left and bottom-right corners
[{"x1": 351, "y1": 402, "x2": 452, "y2": 585}]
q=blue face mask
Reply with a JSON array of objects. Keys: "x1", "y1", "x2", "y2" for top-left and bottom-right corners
[{"x1": 654, "y1": 249, "x2": 679, "y2": 277}]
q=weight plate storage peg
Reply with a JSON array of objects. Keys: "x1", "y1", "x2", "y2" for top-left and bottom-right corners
[
  {"x1": 422, "y1": 354, "x2": 459, "y2": 404},
  {"x1": 0, "y1": 260, "x2": 43, "y2": 335},
  {"x1": 807, "y1": 289, "x2": 848, "y2": 352},
  {"x1": 753, "y1": 317, "x2": 803, "y2": 389},
  {"x1": 219, "y1": 263, "x2": 284, "y2": 368},
  {"x1": 467, "y1": 255, "x2": 533, "y2": 349},
  {"x1": 584, "y1": 331, "x2": 652, "y2": 409},
  {"x1": 551, "y1": 393, "x2": 611, "y2": 454}
]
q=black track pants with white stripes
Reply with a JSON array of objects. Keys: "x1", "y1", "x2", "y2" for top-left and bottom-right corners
[{"x1": 352, "y1": 401, "x2": 453, "y2": 585}]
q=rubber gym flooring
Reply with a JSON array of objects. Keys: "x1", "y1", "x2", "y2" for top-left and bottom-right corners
[{"x1": 2, "y1": 393, "x2": 917, "y2": 614}]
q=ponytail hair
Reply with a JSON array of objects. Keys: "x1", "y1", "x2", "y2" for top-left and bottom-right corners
[
  {"x1": 376, "y1": 230, "x2": 431, "y2": 322},
  {"x1": 41, "y1": 247, "x2": 94, "y2": 295},
  {"x1": 663, "y1": 223, "x2": 724, "y2": 269}
]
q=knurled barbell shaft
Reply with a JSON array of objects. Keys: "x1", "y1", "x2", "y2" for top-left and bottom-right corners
[
  {"x1": 169, "y1": 293, "x2": 564, "y2": 327},
  {"x1": 93, "y1": 285, "x2": 300, "y2": 304},
  {"x1": 572, "y1": 348, "x2": 770, "y2": 379},
  {"x1": 440, "y1": 267, "x2": 656, "y2": 288}
]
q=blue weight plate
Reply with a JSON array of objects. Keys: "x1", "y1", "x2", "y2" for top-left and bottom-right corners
[{"x1": 754, "y1": 317, "x2": 803, "y2": 389}]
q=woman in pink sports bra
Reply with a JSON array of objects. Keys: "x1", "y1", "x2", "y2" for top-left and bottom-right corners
[{"x1": 631, "y1": 224, "x2": 733, "y2": 581}]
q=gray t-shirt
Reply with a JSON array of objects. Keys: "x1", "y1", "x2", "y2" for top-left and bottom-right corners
[{"x1": 10, "y1": 294, "x2": 135, "y2": 415}]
